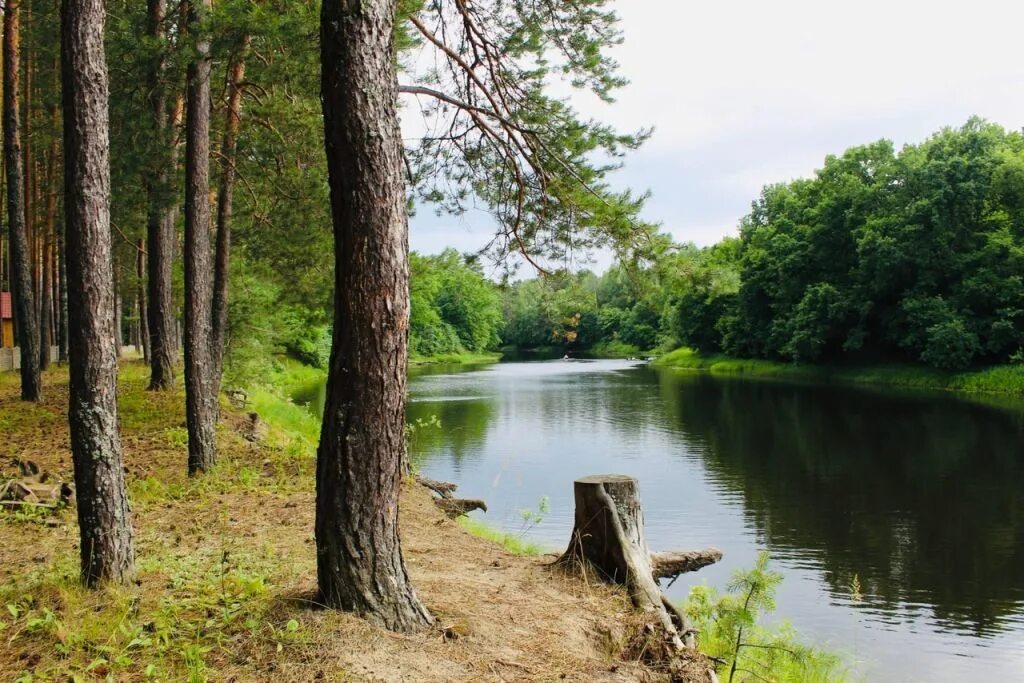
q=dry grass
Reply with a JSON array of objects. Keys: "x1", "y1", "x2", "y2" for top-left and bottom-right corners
[{"x1": 0, "y1": 361, "x2": 710, "y2": 682}]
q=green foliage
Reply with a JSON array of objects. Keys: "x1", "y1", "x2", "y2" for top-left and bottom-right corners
[
  {"x1": 688, "y1": 119, "x2": 1024, "y2": 369},
  {"x1": 686, "y1": 553, "x2": 847, "y2": 683},
  {"x1": 516, "y1": 496, "x2": 550, "y2": 538},
  {"x1": 410, "y1": 250, "x2": 503, "y2": 358},
  {"x1": 500, "y1": 263, "x2": 671, "y2": 354},
  {"x1": 405, "y1": 1, "x2": 657, "y2": 268}
]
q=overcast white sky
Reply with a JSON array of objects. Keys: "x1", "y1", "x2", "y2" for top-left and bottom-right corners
[{"x1": 404, "y1": 0, "x2": 1024, "y2": 262}]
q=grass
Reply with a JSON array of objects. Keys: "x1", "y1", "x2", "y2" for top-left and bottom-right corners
[
  {"x1": 409, "y1": 350, "x2": 502, "y2": 365},
  {"x1": 655, "y1": 346, "x2": 1024, "y2": 397},
  {"x1": 2, "y1": 359, "x2": 680, "y2": 682},
  {"x1": 589, "y1": 340, "x2": 658, "y2": 359},
  {"x1": 0, "y1": 361, "x2": 320, "y2": 681},
  {"x1": 455, "y1": 517, "x2": 545, "y2": 556}
]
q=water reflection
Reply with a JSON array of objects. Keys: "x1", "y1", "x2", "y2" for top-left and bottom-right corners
[
  {"x1": 294, "y1": 360, "x2": 1024, "y2": 679},
  {"x1": 655, "y1": 373, "x2": 1024, "y2": 638}
]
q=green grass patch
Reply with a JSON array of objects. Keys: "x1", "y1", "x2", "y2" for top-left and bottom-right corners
[
  {"x1": 0, "y1": 542, "x2": 311, "y2": 682},
  {"x1": 456, "y1": 517, "x2": 545, "y2": 556},
  {"x1": 589, "y1": 340, "x2": 658, "y2": 359},
  {"x1": 655, "y1": 347, "x2": 1024, "y2": 397},
  {"x1": 409, "y1": 350, "x2": 502, "y2": 365}
]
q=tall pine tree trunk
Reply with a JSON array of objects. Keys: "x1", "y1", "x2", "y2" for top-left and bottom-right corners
[
  {"x1": 211, "y1": 35, "x2": 248, "y2": 385},
  {"x1": 145, "y1": 0, "x2": 177, "y2": 390},
  {"x1": 38, "y1": 225, "x2": 50, "y2": 368},
  {"x1": 183, "y1": 0, "x2": 216, "y2": 475},
  {"x1": 137, "y1": 238, "x2": 149, "y2": 361},
  {"x1": 316, "y1": 0, "x2": 431, "y2": 633},
  {"x1": 39, "y1": 125, "x2": 58, "y2": 370},
  {"x1": 62, "y1": 0, "x2": 135, "y2": 585},
  {"x1": 4, "y1": 0, "x2": 41, "y2": 401},
  {"x1": 56, "y1": 212, "x2": 68, "y2": 362}
]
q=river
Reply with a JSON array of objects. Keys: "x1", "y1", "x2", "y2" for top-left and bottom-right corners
[{"x1": 294, "y1": 359, "x2": 1024, "y2": 681}]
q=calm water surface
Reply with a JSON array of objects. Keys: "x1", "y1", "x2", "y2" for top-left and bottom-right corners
[{"x1": 298, "y1": 360, "x2": 1024, "y2": 681}]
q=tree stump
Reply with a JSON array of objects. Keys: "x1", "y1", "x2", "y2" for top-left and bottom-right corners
[{"x1": 557, "y1": 474, "x2": 696, "y2": 651}]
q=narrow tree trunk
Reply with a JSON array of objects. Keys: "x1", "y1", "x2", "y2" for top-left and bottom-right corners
[
  {"x1": 144, "y1": 0, "x2": 176, "y2": 390},
  {"x1": 22, "y1": 18, "x2": 33, "y2": 316},
  {"x1": 56, "y1": 212, "x2": 68, "y2": 362},
  {"x1": 39, "y1": 126, "x2": 58, "y2": 370},
  {"x1": 211, "y1": 35, "x2": 248, "y2": 387},
  {"x1": 4, "y1": 0, "x2": 41, "y2": 400},
  {"x1": 38, "y1": 225, "x2": 50, "y2": 368},
  {"x1": 316, "y1": 0, "x2": 432, "y2": 633},
  {"x1": 136, "y1": 237, "x2": 149, "y2": 361},
  {"x1": 61, "y1": 0, "x2": 135, "y2": 586},
  {"x1": 183, "y1": 0, "x2": 216, "y2": 475}
]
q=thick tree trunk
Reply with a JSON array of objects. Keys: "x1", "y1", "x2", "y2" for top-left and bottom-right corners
[
  {"x1": 557, "y1": 475, "x2": 693, "y2": 651},
  {"x1": 144, "y1": 0, "x2": 176, "y2": 390},
  {"x1": 61, "y1": 0, "x2": 135, "y2": 585},
  {"x1": 316, "y1": 0, "x2": 432, "y2": 633},
  {"x1": 4, "y1": 0, "x2": 41, "y2": 401},
  {"x1": 211, "y1": 36, "x2": 248, "y2": 385},
  {"x1": 183, "y1": 0, "x2": 216, "y2": 475}
]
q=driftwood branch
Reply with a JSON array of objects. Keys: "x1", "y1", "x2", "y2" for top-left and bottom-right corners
[
  {"x1": 414, "y1": 475, "x2": 487, "y2": 518},
  {"x1": 651, "y1": 549, "x2": 723, "y2": 580},
  {"x1": 435, "y1": 497, "x2": 488, "y2": 519},
  {"x1": 415, "y1": 475, "x2": 458, "y2": 499}
]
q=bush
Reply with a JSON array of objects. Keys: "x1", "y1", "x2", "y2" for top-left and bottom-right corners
[{"x1": 921, "y1": 319, "x2": 980, "y2": 369}]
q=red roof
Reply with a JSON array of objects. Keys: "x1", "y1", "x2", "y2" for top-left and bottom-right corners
[{"x1": 1, "y1": 292, "x2": 11, "y2": 319}]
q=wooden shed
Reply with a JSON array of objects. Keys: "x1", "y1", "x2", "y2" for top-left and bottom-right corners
[{"x1": 1, "y1": 292, "x2": 13, "y2": 348}]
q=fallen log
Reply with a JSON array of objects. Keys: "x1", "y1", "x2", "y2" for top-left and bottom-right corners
[
  {"x1": 651, "y1": 548, "x2": 723, "y2": 580},
  {"x1": 435, "y1": 497, "x2": 488, "y2": 518},
  {"x1": 0, "y1": 500, "x2": 57, "y2": 509},
  {"x1": 415, "y1": 475, "x2": 458, "y2": 499}
]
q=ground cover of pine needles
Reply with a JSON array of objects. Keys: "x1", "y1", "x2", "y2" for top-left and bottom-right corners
[{"x1": 0, "y1": 361, "x2": 713, "y2": 682}]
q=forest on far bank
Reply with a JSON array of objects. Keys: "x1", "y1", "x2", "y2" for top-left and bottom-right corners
[{"x1": 238, "y1": 118, "x2": 1024, "y2": 378}]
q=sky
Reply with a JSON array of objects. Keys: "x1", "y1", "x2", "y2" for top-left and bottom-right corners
[{"x1": 404, "y1": 0, "x2": 1024, "y2": 265}]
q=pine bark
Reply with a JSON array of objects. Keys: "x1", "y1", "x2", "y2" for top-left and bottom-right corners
[
  {"x1": 137, "y1": 238, "x2": 149, "y2": 361},
  {"x1": 144, "y1": 0, "x2": 177, "y2": 390},
  {"x1": 56, "y1": 214, "x2": 68, "y2": 362},
  {"x1": 61, "y1": 0, "x2": 135, "y2": 585},
  {"x1": 38, "y1": 226, "x2": 50, "y2": 369},
  {"x1": 39, "y1": 125, "x2": 58, "y2": 370},
  {"x1": 211, "y1": 36, "x2": 248, "y2": 384},
  {"x1": 316, "y1": 0, "x2": 432, "y2": 633},
  {"x1": 4, "y1": 0, "x2": 41, "y2": 400},
  {"x1": 183, "y1": 0, "x2": 216, "y2": 475}
]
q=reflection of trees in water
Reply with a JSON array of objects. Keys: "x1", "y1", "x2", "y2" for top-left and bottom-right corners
[
  {"x1": 656, "y1": 371, "x2": 1024, "y2": 636},
  {"x1": 408, "y1": 366, "x2": 665, "y2": 470},
  {"x1": 407, "y1": 396, "x2": 495, "y2": 467}
]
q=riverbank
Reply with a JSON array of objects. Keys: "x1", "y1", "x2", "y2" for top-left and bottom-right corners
[
  {"x1": 410, "y1": 350, "x2": 502, "y2": 365},
  {"x1": 0, "y1": 362, "x2": 711, "y2": 681},
  {"x1": 654, "y1": 347, "x2": 1024, "y2": 397}
]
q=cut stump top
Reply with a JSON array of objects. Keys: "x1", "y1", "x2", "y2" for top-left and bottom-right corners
[{"x1": 575, "y1": 474, "x2": 637, "y2": 485}]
